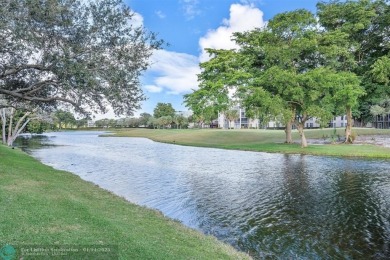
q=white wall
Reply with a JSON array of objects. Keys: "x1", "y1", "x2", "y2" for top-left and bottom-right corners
[{"x1": 218, "y1": 110, "x2": 348, "y2": 129}]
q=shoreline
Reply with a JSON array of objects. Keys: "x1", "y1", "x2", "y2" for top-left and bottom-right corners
[
  {"x1": 0, "y1": 144, "x2": 251, "y2": 259},
  {"x1": 108, "y1": 128, "x2": 390, "y2": 159}
]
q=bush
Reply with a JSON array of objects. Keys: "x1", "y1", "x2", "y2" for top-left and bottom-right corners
[{"x1": 350, "y1": 131, "x2": 357, "y2": 143}]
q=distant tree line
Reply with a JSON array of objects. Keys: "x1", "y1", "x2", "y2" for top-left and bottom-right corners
[{"x1": 94, "y1": 103, "x2": 192, "y2": 129}]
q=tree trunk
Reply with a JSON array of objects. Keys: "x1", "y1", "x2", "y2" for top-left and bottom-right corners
[
  {"x1": 297, "y1": 123, "x2": 308, "y2": 148},
  {"x1": 8, "y1": 119, "x2": 30, "y2": 146},
  {"x1": 8, "y1": 112, "x2": 31, "y2": 146},
  {"x1": 296, "y1": 112, "x2": 308, "y2": 148},
  {"x1": 285, "y1": 120, "x2": 293, "y2": 143},
  {"x1": 285, "y1": 106, "x2": 296, "y2": 143},
  {"x1": 345, "y1": 105, "x2": 353, "y2": 144},
  {"x1": 1, "y1": 108, "x2": 6, "y2": 144},
  {"x1": 2, "y1": 109, "x2": 33, "y2": 147},
  {"x1": 7, "y1": 108, "x2": 14, "y2": 145}
]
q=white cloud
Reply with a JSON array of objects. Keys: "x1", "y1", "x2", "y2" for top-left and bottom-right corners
[
  {"x1": 144, "y1": 84, "x2": 163, "y2": 93},
  {"x1": 148, "y1": 49, "x2": 200, "y2": 94},
  {"x1": 155, "y1": 10, "x2": 166, "y2": 19},
  {"x1": 141, "y1": 3, "x2": 266, "y2": 96},
  {"x1": 180, "y1": 0, "x2": 201, "y2": 20},
  {"x1": 131, "y1": 12, "x2": 144, "y2": 27},
  {"x1": 199, "y1": 4, "x2": 265, "y2": 62}
]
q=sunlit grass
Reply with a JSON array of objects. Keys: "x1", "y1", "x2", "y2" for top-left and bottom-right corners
[{"x1": 110, "y1": 127, "x2": 390, "y2": 158}]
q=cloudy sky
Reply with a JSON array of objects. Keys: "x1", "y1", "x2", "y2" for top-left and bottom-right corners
[{"x1": 109, "y1": 0, "x2": 319, "y2": 117}]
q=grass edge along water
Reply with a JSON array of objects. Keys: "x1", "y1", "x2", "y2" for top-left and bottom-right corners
[{"x1": 0, "y1": 144, "x2": 251, "y2": 260}]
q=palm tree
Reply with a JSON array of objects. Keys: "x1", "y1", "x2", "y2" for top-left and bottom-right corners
[{"x1": 225, "y1": 109, "x2": 239, "y2": 129}]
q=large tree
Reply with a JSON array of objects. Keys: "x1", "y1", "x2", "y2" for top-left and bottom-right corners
[
  {"x1": 54, "y1": 109, "x2": 76, "y2": 129},
  {"x1": 184, "y1": 49, "x2": 247, "y2": 129},
  {"x1": 153, "y1": 103, "x2": 175, "y2": 118},
  {"x1": 139, "y1": 112, "x2": 152, "y2": 126},
  {"x1": 317, "y1": 0, "x2": 390, "y2": 127},
  {"x1": 189, "y1": 8, "x2": 364, "y2": 147},
  {"x1": 234, "y1": 8, "x2": 365, "y2": 146},
  {"x1": 0, "y1": 0, "x2": 162, "y2": 116},
  {"x1": 234, "y1": 10, "x2": 338, "y2": 147}
]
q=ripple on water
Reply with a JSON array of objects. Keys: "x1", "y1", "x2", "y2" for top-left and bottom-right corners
[{"x1": 18, "y1": 132, "x2": 390, "y2": 259}]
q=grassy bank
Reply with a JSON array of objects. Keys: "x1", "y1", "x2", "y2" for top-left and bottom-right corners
[
  {"x1": 111, "y1": 128, "x2": 390, "y2": 158},
  {"x1": 0, "y1": 145, "x2": 250, "y2": 260}
]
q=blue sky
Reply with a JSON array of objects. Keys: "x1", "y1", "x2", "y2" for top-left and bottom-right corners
[{"x1": 100, "y1": 0, "x2": 319, "y2": 118}]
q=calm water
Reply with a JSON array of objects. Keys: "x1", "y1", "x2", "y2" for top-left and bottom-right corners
[{"x1": 16, "y1": 131, "x2": 390, "y2": 259}]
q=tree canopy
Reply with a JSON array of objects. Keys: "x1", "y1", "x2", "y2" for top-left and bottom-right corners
[
  {"x1": 54, "y1": 109, "x2": 76, "y2": 129},
  {"x1": 184, "y1": 0, "x2": 384, "y2": 147},
  {"x1": 317, "y1": 0, "x2": 390, "y2": 124},
  {"x1": 0, "y1": 0, "x2": 162, "y2": 116},
  {"x1": 153, "y1": 103, "x2": 175, "y2": 118}
]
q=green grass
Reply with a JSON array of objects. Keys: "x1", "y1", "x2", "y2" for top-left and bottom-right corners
[
  {"x1": 0, "y1": 145, "x2": 250, "y2": 260},
  {"x1": 109, "y1": 128, "x2": 390, "y2": 158}
]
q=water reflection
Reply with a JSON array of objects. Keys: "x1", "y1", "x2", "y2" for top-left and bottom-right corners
[
  {"x1": 329, "y1": 169, "x2": 390, "y2": 259},
  {"x1": 14, "y1": 134, "x2": 54, "y2": 152},
  {"x1": 17, "y1": 132, "x2": 390, "y2": 259}
]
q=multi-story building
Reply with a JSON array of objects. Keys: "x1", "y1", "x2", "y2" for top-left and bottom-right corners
[
  {"x1": 218, "y1": 108, "x2": 260, "y2": 129},
  {"x1": 373, "y1": 114, "x2": 390, "y2": 129},
  {"x1": 87, "y1": 120, "x2": 96, "y2": 127},
  {"x1": 328, "y1": 115, "x2": 348, "y2": 128},
  {"x1": 218, "y1": 107, "x2": 348, "y2": 129}
]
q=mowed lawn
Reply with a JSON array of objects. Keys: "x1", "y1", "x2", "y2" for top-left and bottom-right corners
[
  {"x1": 111, "y1": 128, "x2": 390, "y2": 158},
  {"x1": 0, "y1": 145, "x2": 250, "y2": 260}
]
